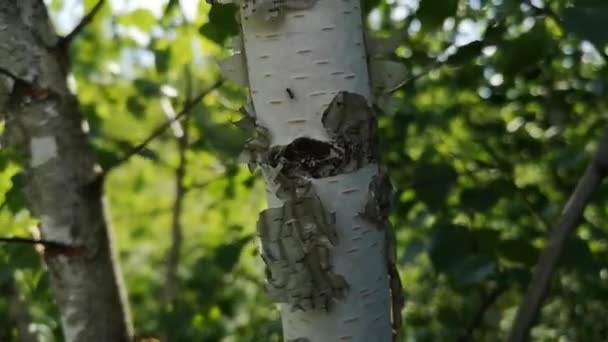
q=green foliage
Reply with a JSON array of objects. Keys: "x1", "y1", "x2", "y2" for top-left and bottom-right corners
[
  {"x1": 563, "y1": 1, "x2": 608, "y2": 48},
  {"x1": 416, "y1": 0, "x2": 459, "y2": 31},
  {"x1": 199, "y1": 4, "x2": 240, "y2": 45},
  {"x1": 1, "y1": 0, "x2": 608, "y2": 341}
]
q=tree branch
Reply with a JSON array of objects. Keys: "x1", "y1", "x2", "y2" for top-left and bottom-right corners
[
  {"x1": 60, "y1": 0, "x2": 105, "y2": 47},
  {"x1": 507, "y1": 127, "x2": 608, "y2": 342},
  {"x1": 161, "y1": 68, "x2": 192, "y2": 342},
  {"x1": 0, "y1": 237, "x2": 84, "y2": 256},
  {"x1": 104, "y1": 79, "x2": 223, "y2": 174}
]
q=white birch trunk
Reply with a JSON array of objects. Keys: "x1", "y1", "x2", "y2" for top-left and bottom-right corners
[{"x1": 221, "y1": 1, "x2": 404, "y2": 341}]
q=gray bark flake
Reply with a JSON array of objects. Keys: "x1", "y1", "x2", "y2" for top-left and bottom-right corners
[
  {"x1": 361, "y1": 171, "x2": 394, "y2": 226},
  {"x1": 320, "y1": 91, "x2": 378, "y2": 174},
  {"x1": 359, "y1": 170, "x2": 404, "y2": 339},
  {"x1": 257, "y1": 194, "x2": 348, "y2": 311}
]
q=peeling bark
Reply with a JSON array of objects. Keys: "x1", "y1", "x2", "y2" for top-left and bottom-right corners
[
  {"x1": 219, "y1": 0, "x2": 404, "y2": 340},
  {"x1": 0, "y1": 2, "x2": 132, "y2": 341}
]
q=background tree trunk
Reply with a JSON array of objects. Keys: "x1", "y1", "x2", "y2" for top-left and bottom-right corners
[
  {"x1": 0, "y1": 2, "x2": 133, "y2": 341},
  {"x1": 227, "y1": 1, "x2": 402, "y2": 341}
]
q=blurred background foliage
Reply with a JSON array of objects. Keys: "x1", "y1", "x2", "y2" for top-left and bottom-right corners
[{"x1": 1, "y1": 0, "x2": 608, "y2": 341}]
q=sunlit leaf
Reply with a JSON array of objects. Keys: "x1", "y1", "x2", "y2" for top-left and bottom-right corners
[{"x1": 199, "y1": 4, "x2": 239, "y2": 45}]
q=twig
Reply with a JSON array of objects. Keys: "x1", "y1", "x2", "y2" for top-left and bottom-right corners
[
  {"x1": 388, "y1": 61, "x2": 440, "y2": 94},
  {"x1": 507, "y1": 127, "x2": 608, "y2": 342},
  {"x1": 60, "y1": 0, "x2": 105, "y2": 47},
  {"x1": 162, "y1": 68, "x2": 192, "y2": 318},
  {"x1": 0, "y1": 237, "x2": 83, "y2": 256},
  {"x1": 104, "y1": 79, "x2": 223, "y2": 174},
  {"x1": 0, "y1": 236, "x2": 66, "y2": 248},
  {"x1": 459, "y1": 285, "x2": 507, "y2": 342}
]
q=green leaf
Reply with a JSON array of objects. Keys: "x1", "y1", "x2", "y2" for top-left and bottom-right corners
[
  {"x1": 92, "y1": 143, "x2": 122, "y2": 170},
  {"x1": 192, "y1": 107, "x2": 249, "y2": 160},
  {"x1": 402, "y1": 239, "x2": 426, "y2": 263},
  {"x1": 163, "y1": 0, "x2": 180, "y2": 18},
  {"x1": 446, "y1": 41, "x2": 484, "y2": 65},
  {"x1": 449, "y1": 254, "x2": 496, "y2": 287},
  {"x1": 497, "y1": 24, "x2": 551, "y2": 75},
  {"x1": 5, "y1": 173, "x2": 26, "y2": 213},
  {"x1": 362, "y1": 0, "x2": 382, "y2": 15},
  {"x1": 563, "y1": 3, "x2": 608, "y2": 49},
  {"x1": 561, "y1": 238, "x2": 597, "y2": 272},
  {"x1": 31, "y1": 272, "x2": 51, "y2": 300},
  {"x1": 473, "y1": 229, "x2": 500, "y2": 255},
  {"x1": 199, "y1": 4, "x2": 240, "y2": 45},
  {"x1": 460, "y1": 183, "x2": 502, "y2": 211},
  {"x1": 214, "y1": 237, "x2": 251, "y2": 272},
  {"x1": 416, "y1": 0, "x2": 459, "y2": 31},
  {"x1": 133, "y1": 79, "x2": 160, "y2": 97},
  {"x1": 413, "y1": 162, "x2": 457, "y2": 210},
  {"x1": 4, "y1": 244, "x2": 40, "y2": 270},
  {"x1": 126, "y1": 96, "x2": 146, "y2": 118},
  {"x1": 428, "y1": 224, "x2": 475, "y2": 273},
  {"x1": 118, "y1": 9, "x2": 157, "y2": 31},
  {"x1": 429, "y1": 225, "x2": 496, "y2": 286},
  {"x1": 498, "y1": 238, "x2": 538, "y2": 265},
  {"x1": 154, "y1": 47, "x2": 171, "y2": 73}
]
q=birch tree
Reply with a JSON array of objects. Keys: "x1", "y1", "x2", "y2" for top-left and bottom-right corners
[
  {"x1": 216, "y1": 1, "x2": 406, "y2": 340},
  {"x1": 0, "y1": 1, "x2": 132, "y2": 341}
]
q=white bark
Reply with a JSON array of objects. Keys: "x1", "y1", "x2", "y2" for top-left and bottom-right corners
[
  {"x1": 241, "y1": 0, "x2": 370, "y2": 145},
  {"x1": 279, "y1": 166, "x2": 392, "y2": 341},
  {"x1": 227, "y1": 1, "x2": 401, "y2": 341}
]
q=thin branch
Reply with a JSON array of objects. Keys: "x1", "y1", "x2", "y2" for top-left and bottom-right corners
[
  {"x1": 508, "y1": 127, "x2": 608, "y2": 342},
  {"x1": 459, "y1": 284, "x2": 507, "y2": 342},
  {"x1": 388, "y1": 20, "x2": 503, "y2": 93},
  {"x1": 0, "y1": 236, "x2": 65, "y2": 247},
  {"x1": 388, "y1": 61, "x2": 440, "y2": 94},
  {"x1": 162, "y1": 69, "x2": 192, "y2": 317},
  {"x1": 104, "y1": 79, "x2": 223, "y2": 174},
  {"x1": 0, "y1": 237, "x2": 83, "y2": 256},
  {"x1": 60, "y1": 0, "x2": 105, "y2": 47}
]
